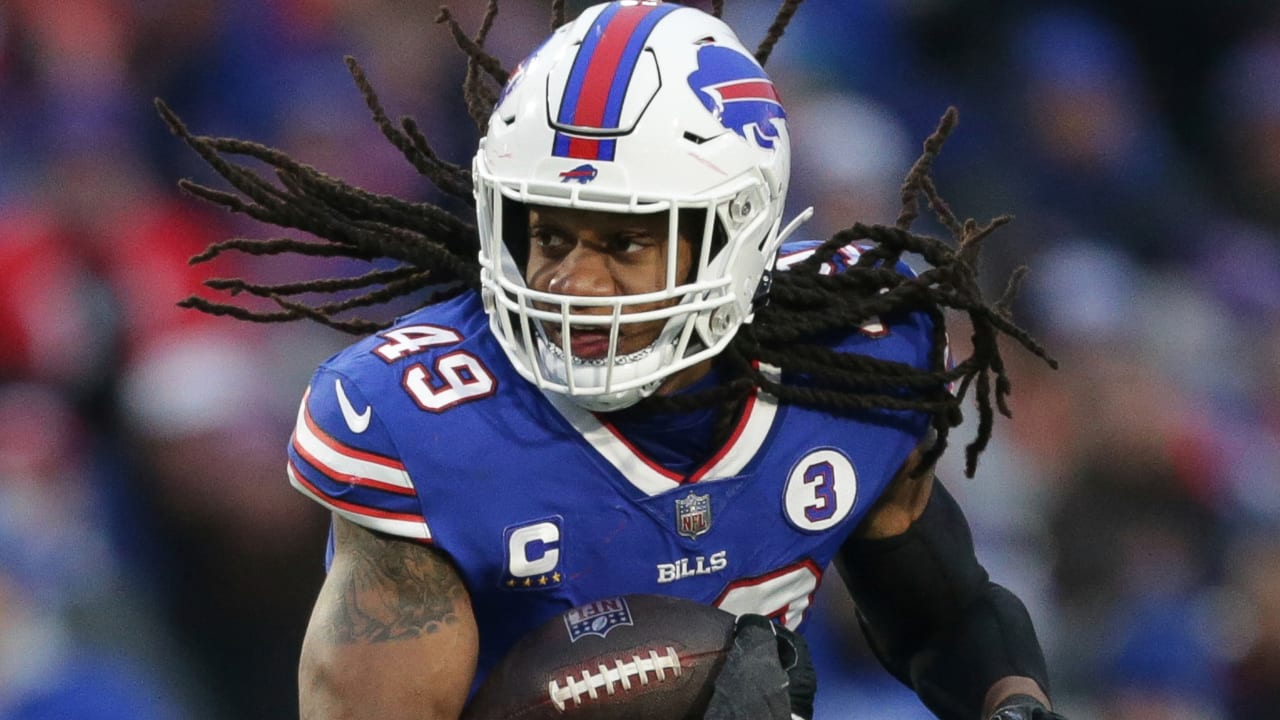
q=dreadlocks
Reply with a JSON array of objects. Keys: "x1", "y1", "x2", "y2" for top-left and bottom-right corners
[
  {"x1": 736, "y1": 107, "x2": 1055, "y2": 476},
  {"x1": 158, "y1": 0, "x2": 1054, "y2": 477}
]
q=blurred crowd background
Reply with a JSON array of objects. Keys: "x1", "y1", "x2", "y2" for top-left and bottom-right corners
[{"x1": 1, "y1": 0, "x2": 1277, "y2": 718}]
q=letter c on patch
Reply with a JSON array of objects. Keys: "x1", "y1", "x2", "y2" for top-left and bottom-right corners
[{"x1": 507, "y1": 519, "x2": 561, "y2": 578}]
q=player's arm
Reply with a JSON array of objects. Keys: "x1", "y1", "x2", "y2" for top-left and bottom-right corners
[
  {"x1": 835, "y1": 448, "x2": 1061, "y2": 720},
  {"x1": 299, "y1": 514, "x2": 478, "y2": 720}
]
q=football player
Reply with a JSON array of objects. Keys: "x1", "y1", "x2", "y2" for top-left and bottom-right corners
[{"x1": 159, "y1": 2, "x2": 1066, "y2": 719}]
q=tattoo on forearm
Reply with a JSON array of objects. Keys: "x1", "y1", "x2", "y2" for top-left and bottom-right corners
[{"x1": 327, "y1": 518, "x2": 467, "y2": 643}]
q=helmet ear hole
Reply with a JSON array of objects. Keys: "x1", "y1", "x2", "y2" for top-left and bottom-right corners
[
  {"x1": 501, "y1": 197, "x2": 531, "y2": 274},
  {"x1": 678, "y1": 207, "x2": 728, "y2": 265}
]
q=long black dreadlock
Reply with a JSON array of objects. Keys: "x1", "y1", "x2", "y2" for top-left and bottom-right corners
[{"x1": 157, "y1": 0, "x2": 1055, "y2": 477}]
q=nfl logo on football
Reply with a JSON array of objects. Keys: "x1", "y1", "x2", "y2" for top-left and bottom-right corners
[
  {"x1": 563, "y1": 597, "x2": 634, "y2": 642},
  {"x1": 675, "y1": 492, "x2": 711, "y2": 539}
]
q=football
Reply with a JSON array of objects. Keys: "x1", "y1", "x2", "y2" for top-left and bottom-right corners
[{"x1": 462, "y1": 594, "x2": 736, "y2": 719}]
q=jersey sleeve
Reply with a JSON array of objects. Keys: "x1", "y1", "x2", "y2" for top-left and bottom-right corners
[
  {"x1": 775, "y1": 239, "x2": 946, "y2": 374},
  {"x1": 286, "y1": 366, "x2": 432, "y2": 542},
  {"x1": 775, "y1": 239, "x2": 865, "y2": 275}
]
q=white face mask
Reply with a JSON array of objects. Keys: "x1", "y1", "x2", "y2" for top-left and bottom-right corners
[{"x1": 533, "y1": 323, "x2": 674, "y2": 412}]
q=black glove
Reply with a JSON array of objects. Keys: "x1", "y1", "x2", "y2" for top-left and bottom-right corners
[
  {"x1": 987, "y1": 694, "x2": 1068, "y2": 720},
  {"x1": 704, "y1": 614, "x2": 817, "y2": 720}
]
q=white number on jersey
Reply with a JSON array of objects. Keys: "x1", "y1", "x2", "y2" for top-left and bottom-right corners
[
  {"x1": 373, "y1": 324, "x2": 497, "y2": 412},
  {"x1": 713, "y1": 560, "x2": 822, "y2": 630}
]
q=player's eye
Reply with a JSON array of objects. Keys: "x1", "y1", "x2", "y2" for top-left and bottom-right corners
[
  {"x1": 607, "y1": 231, "x2": 656, "y2": 255},
  {"x1": 531, "y1": 226, "x2": 571, "y2": 254}
]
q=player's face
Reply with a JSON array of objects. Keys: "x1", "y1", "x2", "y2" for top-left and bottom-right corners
[{"x1": 525, "y1": 205, "x2": 693, "y2": 361}]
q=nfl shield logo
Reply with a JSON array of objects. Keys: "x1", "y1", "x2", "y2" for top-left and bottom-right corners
[
  {"x1": 564, "y1": 597, "x2": 633, "y2": 642},
  {"x1": 675, "y1": 491, "x2": 712, "y2": 539}
]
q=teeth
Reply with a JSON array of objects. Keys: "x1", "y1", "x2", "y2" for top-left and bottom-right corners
[{"x1": 543, "y1": 340, "x2": 655, "y2": 366}]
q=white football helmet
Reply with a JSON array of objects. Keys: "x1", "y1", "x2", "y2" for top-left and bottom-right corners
[{"x1": 474, "y1": 0, "x2": 809, "y2": 411}]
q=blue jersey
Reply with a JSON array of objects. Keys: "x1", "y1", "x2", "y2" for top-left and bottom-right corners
[{"x1": 287, "y1": 241, "x2": 938, "y2": 682}]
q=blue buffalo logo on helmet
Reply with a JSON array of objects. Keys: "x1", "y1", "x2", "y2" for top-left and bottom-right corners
[
  {"x1": 558, "y1": 164, "x2": 600, "y2": 184},
  {"x1": 687, "y1": 43, "x2": 786, "y2": 150}
]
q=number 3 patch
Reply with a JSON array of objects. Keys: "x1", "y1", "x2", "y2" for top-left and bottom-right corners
[{"x1": 783, "y1": 448, "x2": 857, "y2": 532}]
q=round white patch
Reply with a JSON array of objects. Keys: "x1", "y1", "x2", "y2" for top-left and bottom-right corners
[{"x1": 783, "y1": 448, "x2": 857, "y2": 532}]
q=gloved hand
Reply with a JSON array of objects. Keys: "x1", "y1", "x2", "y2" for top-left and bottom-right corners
[
  {"x1": 704, "y1": 614, "x2": 817, "y2": 720},
  {"x1": 987, "y1": 694, "x2": 1068, "y2": 720}
]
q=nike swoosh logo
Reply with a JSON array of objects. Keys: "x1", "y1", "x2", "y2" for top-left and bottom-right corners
[{"x1": 334, "y1": 379, "x2": 372, "y2": 433}]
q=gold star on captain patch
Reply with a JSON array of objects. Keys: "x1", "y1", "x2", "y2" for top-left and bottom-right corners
[
  {"x1": 506, "y1": 579, "x2": 516, "y2": 587},
  {"x1": 522, "y1": 577, "x2": 532, "y2": 587},
  {"x1": 552, "y1": 571, "x2": 561, "y2": 582},
  {"x1": 538, "y1": 575, "x2": 548, "y2": 586}
]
